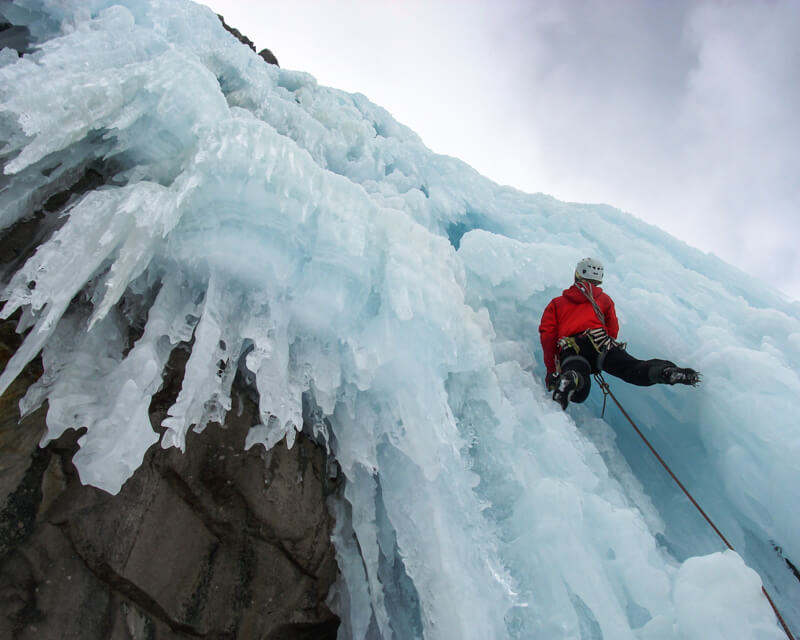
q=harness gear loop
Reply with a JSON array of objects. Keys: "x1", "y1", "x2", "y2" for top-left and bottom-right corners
[
  {"x1": 557, "y1": 335, "x2": 581, "y2": 354},
  {"x1": 555, "y1": 336, "x2": 581, "y2": 374},
  {"x1": 598, "y1": 377, "x2": 796, "y2": 640},
  {"x1": 557, "y1": 330, "x2": 613, "y2": 375}
]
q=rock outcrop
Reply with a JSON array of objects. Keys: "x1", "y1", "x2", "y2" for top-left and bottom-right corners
[
  {"x1": 217, "y1": 13, "x2": 279, "y2": 67},
  {"x1": 0, "y1": 322, "x2": 341, "y2": 639}
]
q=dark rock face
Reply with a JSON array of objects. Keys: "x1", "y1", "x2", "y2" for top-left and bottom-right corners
[
  {"x1": 0, "y1": 21, "x2": 32, "y2": 55},
  {"x1": 217, "y1": 13, "x2": 279, "y2": 67},
  {"x1": 259, "y1": 48, "x2": 279, "y2": 66},
  {"x1": 0, "y1": 323, "x2": 340, "y2": 639}
]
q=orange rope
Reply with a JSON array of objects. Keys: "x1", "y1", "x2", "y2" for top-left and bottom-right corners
[{"x1": 594, "y1": 374, "x2": 795, "y2": 640}]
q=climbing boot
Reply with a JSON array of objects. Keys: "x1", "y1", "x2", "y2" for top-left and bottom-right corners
[
  {"x1": 660, "y1": 366, "x2": 701, "y2": 386},
  {"x1": 553, "y1": 371, "x2": 580, "y2": 410}
]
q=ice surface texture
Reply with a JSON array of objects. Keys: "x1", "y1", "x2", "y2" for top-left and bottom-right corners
[{"x1": 1, "y1": 1, "x2": 798, "y2": 638}]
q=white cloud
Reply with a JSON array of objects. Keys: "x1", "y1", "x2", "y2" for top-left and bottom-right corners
[{"x1": 203, "y1": 0, "x2": 800, "y2": 299}]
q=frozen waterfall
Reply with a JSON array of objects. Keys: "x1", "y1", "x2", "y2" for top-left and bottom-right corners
[{"x1": 1, "y1": 1, "x2": 798, "y2": 638}]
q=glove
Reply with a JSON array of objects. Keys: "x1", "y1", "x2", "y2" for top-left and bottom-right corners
[{"x1": 545, "y1": 371, "x2": 558, "y2": 392}]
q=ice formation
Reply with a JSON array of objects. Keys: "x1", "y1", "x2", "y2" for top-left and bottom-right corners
[{"x1": 1, "y1": 1, "x2": 798, "y2": 638}]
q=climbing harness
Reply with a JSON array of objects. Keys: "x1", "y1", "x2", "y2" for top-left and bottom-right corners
[
  {"x1": 557, "y1": 329, "x2": 618, "y2": 378},
  {"x1": 593, "y1": 372, "x2": 796, "y2": 640},
  {"x1": 585, "y1": 327, "x2": 614, "y2": 352}
]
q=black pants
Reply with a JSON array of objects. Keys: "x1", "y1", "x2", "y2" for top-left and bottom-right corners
[{"x1": 558, "y1": 334, "x2": 674, "y2": 403}]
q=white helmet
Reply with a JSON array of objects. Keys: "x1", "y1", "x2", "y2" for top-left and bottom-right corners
[{"x1": 575, "y1": 257, "x2": 604, "y2": 283}]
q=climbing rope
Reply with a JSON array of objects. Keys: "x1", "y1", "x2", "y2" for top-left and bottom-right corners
[{"x1": 593, "y1": 373, "x2": 796, "y2": 640}]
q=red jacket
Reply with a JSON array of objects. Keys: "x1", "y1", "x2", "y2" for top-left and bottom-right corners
[{"x1": 538, "y1": 283, "x2": 619, "y2": 375}]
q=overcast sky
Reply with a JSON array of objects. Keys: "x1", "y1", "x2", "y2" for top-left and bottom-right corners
[{"x1": 202, "y1": 0, "x2": 800, "y2": 301}]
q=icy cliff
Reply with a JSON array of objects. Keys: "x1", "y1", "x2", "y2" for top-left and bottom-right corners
[{"x1": 1, "y1": 1, "x2": 798, "y2": 638}]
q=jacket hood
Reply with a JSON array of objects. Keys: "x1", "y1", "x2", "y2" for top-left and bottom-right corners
[{"x1": 563, "y1": 282, "x2": 604, "y2": 303}]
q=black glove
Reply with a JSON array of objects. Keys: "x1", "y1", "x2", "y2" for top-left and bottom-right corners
[{"x1": 545, "y1": 371, "x2": 558, "y2": 391}]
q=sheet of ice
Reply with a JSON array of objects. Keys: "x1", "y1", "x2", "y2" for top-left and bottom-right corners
[{"x1": 1, "y1": 1, "x2": 798, "y2": 638}]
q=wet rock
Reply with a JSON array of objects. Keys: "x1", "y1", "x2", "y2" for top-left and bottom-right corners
[
  {"x1": 0, "y1": 321, "x2": 45, "y2": 519},
  {"x1": 0, "y1": 325, "x2": 339, "y2": 639}
]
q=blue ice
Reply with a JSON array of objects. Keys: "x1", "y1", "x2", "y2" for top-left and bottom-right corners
[{"x1": 0, "y1": 1, "x2": 797, "y2": 638}]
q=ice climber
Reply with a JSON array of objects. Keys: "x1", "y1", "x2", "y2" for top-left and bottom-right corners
[{"x1": 539, "y1": 257, "x2": 700, "y2": 410}]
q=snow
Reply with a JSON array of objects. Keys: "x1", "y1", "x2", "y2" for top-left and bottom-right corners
[
  {"x1": 1, "y1": 1, "x2": 799, "y2": 638},
  {"x1": 669, "y1": 551, "x2": 786, "y2": 640}
]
